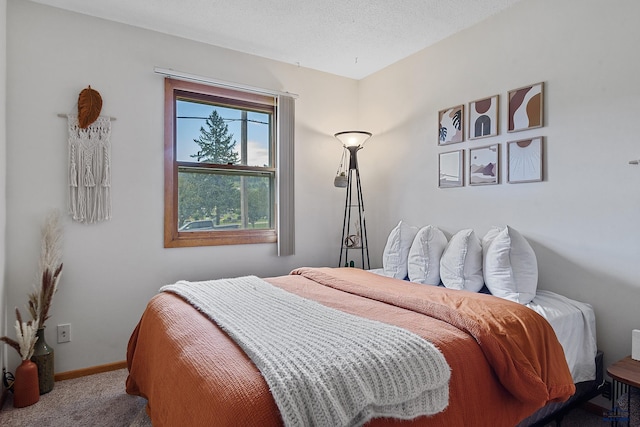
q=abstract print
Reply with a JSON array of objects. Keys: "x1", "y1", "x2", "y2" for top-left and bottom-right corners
[
  {"x1": 439, "y1": 150, "x2": 464, "y2": 188},
  {"x1": 469, "y1": 144, "x2": 499, "y2": 185},
  {"x1": 508, "y1": 138, "x2": 543, "y2": 183},
  {"x1": 439, "y1": 105, "x2": 464, "y2": 145},
  {"x1": 469, "y1": 95, "x2": 498, "y2": 139},
  {"x1": 508, "y1": 83, "x2": 543, "y2": 132}
]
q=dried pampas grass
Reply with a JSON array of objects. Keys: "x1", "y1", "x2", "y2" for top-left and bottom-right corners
[
  {"x1": 28, "y1": 209, "x2": 64, "y2": 330},
  {"x1": 1, "y1": 209, "x2": 62, "y2": 358},
  {"x1": 1, "y1": 308, "x2": 39, "y2": 360}
]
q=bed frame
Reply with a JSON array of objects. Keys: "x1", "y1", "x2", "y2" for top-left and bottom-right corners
[{"x1": 519, "y1": 350, "x2": 604, "y2": 426}]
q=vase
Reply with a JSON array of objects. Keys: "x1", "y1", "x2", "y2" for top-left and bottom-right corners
[
  {"x1": 31, "y1": 327, "x2": 54, "y2": 394},
  {"x1": 13, "y1": 359, "x2": 40, "y2": 408}
]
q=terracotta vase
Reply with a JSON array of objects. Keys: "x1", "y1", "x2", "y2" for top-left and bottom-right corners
[
  {"x1": 13, "y1": 359, "x2": 40, "y2": 408},
  {"x1": 31, "y1": 328, "x2": 55, "y2": 394}
]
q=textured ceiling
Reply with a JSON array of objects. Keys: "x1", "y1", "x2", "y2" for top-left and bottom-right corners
[{"x1": 30, "y1": 0, "x2": 524, "y2": 79}]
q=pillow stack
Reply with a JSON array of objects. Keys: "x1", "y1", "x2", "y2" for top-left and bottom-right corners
[{"x1": 379, "y1": 221, "x2": 538, "y2": 304}]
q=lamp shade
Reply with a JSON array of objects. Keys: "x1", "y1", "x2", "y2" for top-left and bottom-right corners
[{"x1": 334, "y1": 131, "x2": 372, "y2": 148}]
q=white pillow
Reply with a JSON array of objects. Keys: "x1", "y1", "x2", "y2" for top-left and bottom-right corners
[
  {"x1": 440, "y1": 229, "x2": 484, "y2": 292},
  {"x1": 407, "y1": 225, "x2": 448, "y2": 285},
  {"x1": 482, "y1": 226, "x2": 502, "y2": 268},
  {"x1": 483, "y1": 226, "x2": 538, "y2": 304},
  {"x1": 382, "y1": 220, "x2": 418, "y2": 279}
]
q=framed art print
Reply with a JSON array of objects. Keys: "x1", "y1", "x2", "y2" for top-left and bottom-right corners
[
  {"x1": 438, "y1": 105, "x2": 464, "y2": 145},
  {"x1": 469, "y1": 95, "x2": 498, "y2": 139},
  {"x1": 469, "y1": 144, "x2": 499, "y2": 185},
  {"x1": 439, "y1": 149, "x2": 464, "y2": 188},
  {"x1": 508, "y1": 82, "x2": 544, "y2": 132},
  {"x1": 507, "y1": 137, "x2": 543, "y2": 183}
]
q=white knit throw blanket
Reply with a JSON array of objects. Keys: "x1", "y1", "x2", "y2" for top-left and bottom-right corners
[
  {"x1": 161, "y1": 276, "x2": 450, "y2": 427},
  {"x1": 67, "y1": 115, "x2": 112, "y2": 224}
]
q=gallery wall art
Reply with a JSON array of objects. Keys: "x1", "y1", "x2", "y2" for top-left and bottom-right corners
[
  {"x1": 439, "y1": 150, "x2": 464, "y2": 188},
  {"x1": 507, "y1": 137, "x2": 543, "y2": 183},
  {"x1": 469, "y1": 144, "x2": 499, "y2": 185},
  {"x1": 469, "y1": 95, "x2": 498, "y2": 140},
  {"x1": 438, "y1": 105, "x2": 464, "y2": 145},
  {"x1": 507, "y1": 82, "x2": 544, "y2": 132},
  {"x1": 437, "y1": 82, "x2": 545, "y2": 188}
]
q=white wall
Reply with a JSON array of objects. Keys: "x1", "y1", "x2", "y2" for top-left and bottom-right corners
[
  {"x1": 6, "y1": 0, "x2": 640, "y2": 377},
  {"x1": 0, "y1": 0, "x2": 7, "y2": 383},
  {"x1": 5, "y1": 0, "x2": 358, "y2": 372},
  {"x1": 359, "y1": 0, "x2": 640, "y2": 369}
]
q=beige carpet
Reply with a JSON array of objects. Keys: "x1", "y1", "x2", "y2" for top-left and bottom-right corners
[
  {"x1": 0, "y1": 367, "x2": 612, "y2": 426},
  {"x1": 0, "y1": 368, "x2": 151, "y2": 427}
]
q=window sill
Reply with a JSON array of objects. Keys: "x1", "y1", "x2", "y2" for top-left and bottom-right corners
[{"x1": 164, "y1": 229, "x2": 277, "y2": 248}]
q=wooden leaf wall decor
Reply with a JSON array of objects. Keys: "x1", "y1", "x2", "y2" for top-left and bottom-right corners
[{"x1": 77, "y1": 86, "x2": 103, "y2": 128}]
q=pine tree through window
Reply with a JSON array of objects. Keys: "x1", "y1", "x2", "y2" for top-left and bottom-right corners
[{"x1": 164, "y1": 79, "x2": 277, "y2": 247}]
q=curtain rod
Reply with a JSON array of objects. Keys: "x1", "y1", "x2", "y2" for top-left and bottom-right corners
[{"x1": 154, "y1": 67, "x2": 299, "y2": 99}]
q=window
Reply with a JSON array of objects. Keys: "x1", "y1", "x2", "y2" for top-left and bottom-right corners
[{"x1": 164, "y1": 78, "x2": 281, "y2": 248}]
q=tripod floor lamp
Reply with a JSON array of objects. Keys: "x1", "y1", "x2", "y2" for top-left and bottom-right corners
[{"x1": 334, "y1": 131, "x2": 372, "y2": 269}]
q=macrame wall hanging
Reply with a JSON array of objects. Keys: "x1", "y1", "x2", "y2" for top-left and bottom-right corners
[{"x1": 67, "y1": 86, "x2": 112, "y2": 224}]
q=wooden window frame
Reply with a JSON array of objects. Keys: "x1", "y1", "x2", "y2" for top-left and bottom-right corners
[{"x1": 164, "y1": 78, "x2": 277, "y2": 248}]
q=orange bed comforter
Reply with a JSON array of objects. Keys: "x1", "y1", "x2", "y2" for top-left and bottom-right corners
[{"x1": 126, "y1": 267, "x2": 575, "y2": 427}]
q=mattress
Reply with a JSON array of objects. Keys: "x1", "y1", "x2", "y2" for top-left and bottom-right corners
[{"x1": 526, "y1": 290, "x2": 598, "y2": 383}]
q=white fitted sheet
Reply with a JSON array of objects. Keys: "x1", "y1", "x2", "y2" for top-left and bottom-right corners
[{"x1": 526, "y1": 290, "x2": 598, "y2": 383}]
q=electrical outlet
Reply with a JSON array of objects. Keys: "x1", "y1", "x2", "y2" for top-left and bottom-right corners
[{"x1": 57, "y1": 324, "x2": 71, "y2": 343}]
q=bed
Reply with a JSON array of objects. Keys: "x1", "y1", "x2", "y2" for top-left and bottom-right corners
[{"x1": 126, "y1": 267, "x2": 601, "y2": 427}]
